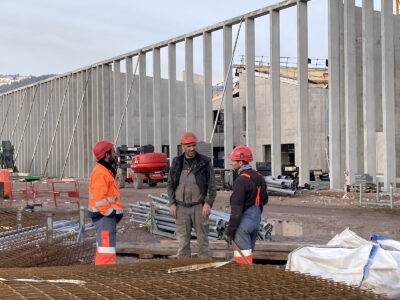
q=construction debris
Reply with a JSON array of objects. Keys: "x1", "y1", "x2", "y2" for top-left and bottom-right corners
[
  {"x1": 0, "y1": 258, "x2": 386, "y2": 299},
  {"x1": 129, "y1": 194, "x2": 273, "y2": 241}
]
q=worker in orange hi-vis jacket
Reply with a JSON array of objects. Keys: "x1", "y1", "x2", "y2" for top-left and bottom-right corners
[{"x1": 88, "y1": 140, "x2": 123, "y2": 265}]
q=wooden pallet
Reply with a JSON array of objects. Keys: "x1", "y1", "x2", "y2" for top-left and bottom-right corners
[{"x1": 117, "y1": 240, "x2": 308, "y2": 261}]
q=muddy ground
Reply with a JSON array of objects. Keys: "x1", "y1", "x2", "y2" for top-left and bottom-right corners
[{"x1": 4, "y1": 180, "x2": 400, "y2": 263}]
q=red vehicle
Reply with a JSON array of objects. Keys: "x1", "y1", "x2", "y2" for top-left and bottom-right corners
[{"x1": 128, "y1": 152, "x2": 167, "y2": 189}]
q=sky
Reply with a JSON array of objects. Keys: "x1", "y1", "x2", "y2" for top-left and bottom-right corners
[{"x1": 0, "y1": 0, "x2": 385, "y2": 82}]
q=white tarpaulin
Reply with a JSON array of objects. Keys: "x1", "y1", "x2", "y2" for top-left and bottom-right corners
[{"x1": 286, "y1": 228, "x2": 400, "y2": 298}]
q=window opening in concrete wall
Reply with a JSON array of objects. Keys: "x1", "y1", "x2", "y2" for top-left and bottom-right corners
[{"x1": 282, "y1": 143, "x2": 295, "y2": 165}]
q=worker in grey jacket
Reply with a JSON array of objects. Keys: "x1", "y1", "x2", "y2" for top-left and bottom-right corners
[{"x1": 168, "y1": 131, "x2": 217, "y2": 258}]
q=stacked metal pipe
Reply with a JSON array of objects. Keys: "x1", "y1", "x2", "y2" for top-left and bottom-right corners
[
  {"x1": 129, "y1": 193, "x2": 273, "y2": 241},
  {"x1": 265, "y1": 176, "x2": 297, "y2": 195}
]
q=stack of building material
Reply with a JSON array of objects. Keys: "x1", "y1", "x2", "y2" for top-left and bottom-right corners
[
  {"x1": 129, "y1": 194, "x2": 273, "y2": 241},
  {"x1": 350, "y1": 173, "x2": 376, "y2": 193},
  {"x1": 265, "y1": 176, "x2": 296, "y2": 195}
]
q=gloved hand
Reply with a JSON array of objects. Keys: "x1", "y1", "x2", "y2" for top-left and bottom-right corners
[{"x1": 224, "y1": 234, "x2": 233, "y2": 247}]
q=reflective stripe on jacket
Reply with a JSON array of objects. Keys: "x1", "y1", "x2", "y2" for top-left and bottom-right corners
[{"x1": 88, "y1": 163, "x2": 122, "y2": 216}]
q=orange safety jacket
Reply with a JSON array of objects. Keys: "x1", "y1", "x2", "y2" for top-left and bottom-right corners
[{"x1": 88, "y1": 164, "x2": 123, "y2": 216}]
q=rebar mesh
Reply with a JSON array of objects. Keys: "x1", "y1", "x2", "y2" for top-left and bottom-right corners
[
  {"x1": 0, "y1": 208, "x2": 95, "y2": 267},
  {"x1": 0, "y1": 259, "x2": 388, "y2": 299}
]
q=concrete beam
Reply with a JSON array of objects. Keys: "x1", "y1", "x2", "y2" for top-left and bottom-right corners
[
  {"x1": 246, "y1": 17, "x2": 256, "y2": 167},
  {"x1": 362, "y1": 0, "x2": 376, "y2": 180},
  {"x1": 153, "y1": 48, "x2": 162, "y2": 152},
  {"x1": 381, "y1": 0, "x2": 396, "y2": 190},
  {"x1": 125, "y1": 56, "x2": 133, "y2": 146},
  {"x1": 185, "y1": 37, "x2": 195, "y2": 132},
  {"x1": 168, "y1": 43, "x2": 178, "y2": 159},
  {"x1": 270, "y1": 9, "x2": 281, "y2": 176},
  {"x1": 139, "y1": 52, "x2": 148, "y2": 145},
  {"x1": 344, "y1": 0, "x2": 358, "y2": 184},
  {"x1": 297, "y1": 0, "x2": 310, "y2": 186},
  {"x1": 203, "y1": 32, "x2": 213, "y2": 143},
  {"x1": 223, "y1": 25, "x2": 233, "y2": 169}
]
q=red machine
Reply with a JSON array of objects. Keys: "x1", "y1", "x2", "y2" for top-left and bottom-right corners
[{"x1": 128, "y1": 152, "x2": 167, "y2": 189}]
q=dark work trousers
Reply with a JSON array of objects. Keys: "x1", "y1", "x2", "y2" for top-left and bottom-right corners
[{"x1": 175, "y1": 203, "x2": 210, "y2": 258}]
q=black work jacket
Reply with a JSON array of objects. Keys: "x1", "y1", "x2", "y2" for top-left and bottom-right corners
[
  {"x1": 167, "y1": 152, "x2": 216, "y2": 207},
  {"x1": 225, "y1": 169, "x2": 268, "y2": 238}
]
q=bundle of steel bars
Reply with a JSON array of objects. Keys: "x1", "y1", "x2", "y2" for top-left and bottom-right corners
[
  {"x1": 265, "y1": 176, "x2": 297, "y2": 195},
  {"x1": 129, "y1": 194, "x2": 273, "y2": 241}
]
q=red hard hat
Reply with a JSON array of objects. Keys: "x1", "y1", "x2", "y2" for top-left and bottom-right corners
[
  {"x1": 228, "y1": 145, "x2": 253, "y2": 162},
  {"x1": 93, "y1": 140, "x2": 114, "y2": 160},
  {"x1": 181, "y1": 131, "x2": 198, "y2": 145}
]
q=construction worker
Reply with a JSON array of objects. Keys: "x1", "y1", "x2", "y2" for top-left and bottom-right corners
[
  {"x1": 224, "y1": 145, "x2": 268, "y2": 264},
  {"x1": 168, "y1": 131, "x2": 217, "y2": 258},
  {"x1": 88, "y1": 140, "x2": 123, "y2": 265}
]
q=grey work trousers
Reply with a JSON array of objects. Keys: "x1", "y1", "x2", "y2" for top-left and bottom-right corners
[{"x1": 175, "y1": 203, "x2": 210, "y2": 258}]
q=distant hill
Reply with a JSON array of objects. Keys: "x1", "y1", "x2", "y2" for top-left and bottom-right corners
[{"x1": 0, "y1": 74, "x2": 56, "y2": 94}]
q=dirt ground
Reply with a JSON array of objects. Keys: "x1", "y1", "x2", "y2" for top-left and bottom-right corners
[{"x1": 4, "y1": 179, "x2": 400, "y2": 263}]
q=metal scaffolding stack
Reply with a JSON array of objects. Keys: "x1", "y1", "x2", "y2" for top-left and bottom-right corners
[
  {"x1": 0, "y1": 208, "x2": 95, "y2": 267},
  {"x1": 0, "y1": 258, "x2": 387, "y2": 299},
  {"x1": 265, "y1": 176, "x2": 297, "y2": 195},
  {"x1": 129, "y1": 194, "x2": 273, "y2": 241}
]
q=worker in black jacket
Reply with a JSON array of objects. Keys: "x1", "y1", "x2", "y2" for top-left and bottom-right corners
[{"x1": 224, "y1": 145, "x2": 268, "y2": 264}]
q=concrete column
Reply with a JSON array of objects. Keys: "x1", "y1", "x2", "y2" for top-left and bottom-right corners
[
  {"x1": 113, "y1": 60, "x2": 121, "y2": 145},
  {"x1": 223, "y1": 25, "x2": 233, "y2": 169},
  {"x1": 168, "y1": 43, "x2": 178, "y2": 159},
  {"x1": 76, "y1": 72, "x2": 84, "y2": 178},
  {"x1": 87, "y1": 69, "x2": 94, "y2": 176},
  {"x1": 362, "y1": 0, "x2": 376, "y2": 180},
  {"x1": 97, "y1": 65, "x2": 103, "y2": 141},
  {"x1": 56, "y1": 78, "x2": 61, "y2": 176},
  {"x1": 344, "y1": 0, "x2": 358, "y2": 184},
  {"x1": 270, "y1": 9, "x2": 281, "y2": 176},
  {"x1": 72, "y1": 73, "x2": 79, "y2": 178},
  {"x1": 67, "y1": 74, "x2": 75, "y2": 177},
  {"x1": 246, "y1": 18, "x2": 256, "y2": 167},
  {"x1": 381, "y1": 0, "x2": 396, "y2": 190},
  {"x1": 61, "y1": 77, "x2": 68, "y2": 177},
  {"x1": 185, "y1": 37, "x2": 195, "y2": 132},
  {"x1": 102, "y1": 64, "x2": 112, "y2": 141},
  {"x1": 125, "y1": 56, "x2": 133, "y2": 146},
  {"x1": 203, "y1": 31, "x2": 213, "y2": 143},
  {"x1": 139, "y1": 52, "x2": 148, "y2": 145},
  {"x1": 328, "y1": 0, "x2": 342, "y2": 189},
  {"x1": 153, "y1": 48, "x2": 162, "y2": 152},
  {"x1": 297, "y1": 0, "x2": 310, "y2": 186},
  {"x1": 92, "y1": 68, "x2": 98, "y2": 146}
]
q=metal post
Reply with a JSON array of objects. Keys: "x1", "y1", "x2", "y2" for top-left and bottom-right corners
[
  {"x1": 359, "y1": 183, "x2": 363, "y2": 205},
  {"x1": 150, "y1": 202, "x2": 156, "y2": 234},
  {"x1": 79, "y1": 206, "x2": 85, "y2": 243},
  {"x1": 376, "y1": 180, "x2": 380, "y2": 202},
  {"x1": 16, "y1": 207, "x2": 22, "y2": 230},
  {"x1": 46, "y1": 212, "x2": 53, "y2": 243},
  {"x1": 390, "y1": 183, "x2": 394, "y2": 209}
]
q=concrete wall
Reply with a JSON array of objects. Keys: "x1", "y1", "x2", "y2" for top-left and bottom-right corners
[{"x1": 237, "y1": 71, "x2": 328, "y2": 171}]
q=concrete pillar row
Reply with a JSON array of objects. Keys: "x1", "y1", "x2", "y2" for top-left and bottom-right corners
[
  {"x1": 270, "y1": 9, "x2": 281, "y2": 177},
  {"x1": 185, "y1": 37, "x2": 195, "y2": 133},
  {"x1": 203, "y1": 31, "x2": 213, "y2": 143},
  {"x1": 297, "y1": 0, "x2": 310, "y2": 187},
  {"x1": 153, "y1": 48, "x2": 162, "y2": 152},
  {"x1": 223, "y1": 25, "x2": 233, "y2": 169},
  {"x1": 381, "y1": 0, "x2": 396, "y2": 191},
  {"x1": 139, "y1": 52, "x2": 148, "y2": 145},
  {"x1": 362, "y1": 0, "x2": 376, "y2": 181},
  {"x1": 245, "y1": 17, "x2": 256, "y2": 168},
  {"x1": 344, "y1": 0, "x2": 358, "y2": 184},
  {"x1": 168, "y1": 43, "x2": 178, "y2": 159}
]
